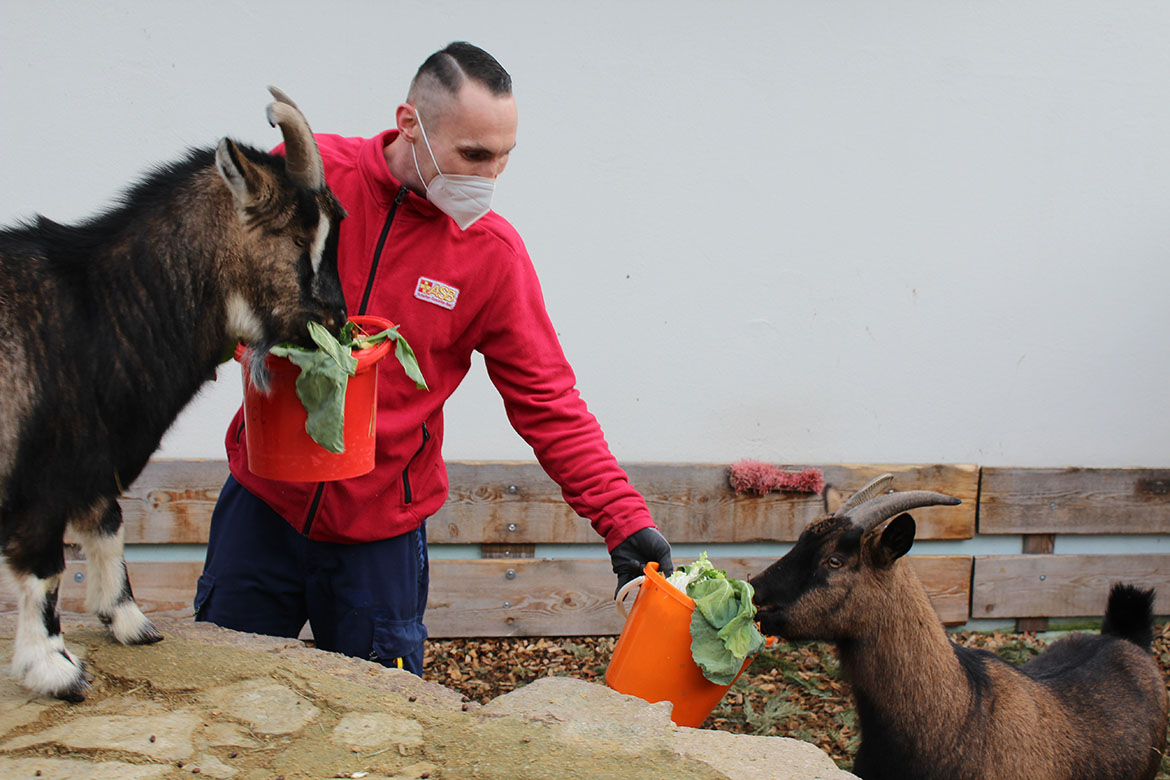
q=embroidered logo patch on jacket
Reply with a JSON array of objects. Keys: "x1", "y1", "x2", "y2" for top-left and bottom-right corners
[{"x1": 414, "y1": 277, "x2": 459, "y2": 310}]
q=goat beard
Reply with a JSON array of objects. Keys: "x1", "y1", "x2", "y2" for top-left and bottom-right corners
[{"x1": 244, "y1": 342, "x2": 275, "y2": 393}]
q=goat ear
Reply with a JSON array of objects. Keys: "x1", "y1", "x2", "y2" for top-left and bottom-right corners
[
  {"x1": 823, "y1": 485, "x2": 844, "y2": 515},
  {"x1": 874, "y1": 513, "x2": 916, "y2": 567},
  {"x1": 215, "y1": 138, "x2": 260, "y2": 209}
]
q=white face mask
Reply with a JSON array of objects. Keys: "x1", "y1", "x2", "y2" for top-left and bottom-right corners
[{"x1": 411, "y1": 111, "x2": 495, "y2": 230}]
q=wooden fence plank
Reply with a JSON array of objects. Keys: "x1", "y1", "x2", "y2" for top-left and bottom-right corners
[
  {"x1": 62, "y1": 460, "x2": 230, "y2": 546},
  {"x1": 979, "y1": 468, "x2": 1170, "y2": 535},
  {"x1": 971, "y1": 554, "x2": 1170, "y2": 619},
  {"x1": 1, "y1": 556, "x2": 971, "y2": 633},
  {"x1": 60, "y1": 561, "x2": 202, "y2": 616},
  {"x1": 897, "y1": 555, "x2": 973, "y2": 626},
  {"x1": 432, "y1": 462, "x2": 977, "y2": 543},
  {"x1": 80, "y1": 460, "x2": 976, "y2": 546}
]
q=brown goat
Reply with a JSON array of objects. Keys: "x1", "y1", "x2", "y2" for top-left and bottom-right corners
[
  {"x1": 0, "y1": 88, "x2": 347, "y2": 701},
  {"x1": 749, "y1": 475, "x2": 1168, "y2": 780}
]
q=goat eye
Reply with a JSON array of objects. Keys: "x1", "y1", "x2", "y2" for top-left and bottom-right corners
[
  {"x1": 293, "y1": 236, "x2": 309, "y2": 248},
  {"x1": 826, "y1": 555, "x2": 845, "y2": 569}
]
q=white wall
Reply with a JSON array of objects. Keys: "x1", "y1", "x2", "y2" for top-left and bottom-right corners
[{"x1": 4, "y1": 1, "x2": 1168, "y2": 468}]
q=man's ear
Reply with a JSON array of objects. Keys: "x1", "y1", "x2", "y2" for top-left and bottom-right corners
[
  {"x1": 396, "y1": 103, "x2": 420, "y2": 142},
  {"x1": 872, "y1": 513, "x2": 916, "y2": 568}
]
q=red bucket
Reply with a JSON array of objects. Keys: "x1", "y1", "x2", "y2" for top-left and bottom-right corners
[
  {"x1": 605, "y1": 562, "x2": 753, "y2": 727},
  {"x1": 234, "y1": 315, "x2": 394, "y2": 482}
]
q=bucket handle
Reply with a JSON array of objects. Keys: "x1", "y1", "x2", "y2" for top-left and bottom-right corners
[{"x1": 614, "y1": 575, "x2": 645, "y2": 620}]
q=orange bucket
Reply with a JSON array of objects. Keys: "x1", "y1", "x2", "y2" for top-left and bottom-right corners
[
  {"x1": 605, "y1": 561, "x2": 753, "y2": 727},
  {"x1": 234, "y1": 315, "x2": 394, "y2": 482}
]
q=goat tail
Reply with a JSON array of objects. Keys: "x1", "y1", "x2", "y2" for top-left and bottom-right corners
[{"x1": 1101, "y1": 583, "x2": 1156, "y2": 652}]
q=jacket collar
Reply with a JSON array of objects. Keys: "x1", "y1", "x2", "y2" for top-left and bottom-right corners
[{"x1": 363, "y1": 129, "x2": 444, "y2": 219}]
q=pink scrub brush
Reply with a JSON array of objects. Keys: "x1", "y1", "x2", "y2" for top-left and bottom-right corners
[{"x1": 728, "y1": 459, "x2": 825, "y2": 496}]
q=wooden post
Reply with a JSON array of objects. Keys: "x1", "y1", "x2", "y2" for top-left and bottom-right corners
[{"x1": 1015, "y1": 534, "x2": 1055, "y2": 633}]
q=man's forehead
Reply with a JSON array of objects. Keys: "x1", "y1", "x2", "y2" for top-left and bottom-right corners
[{"x1": 448, "y1": 104, "x2": 517, "y2": 154}]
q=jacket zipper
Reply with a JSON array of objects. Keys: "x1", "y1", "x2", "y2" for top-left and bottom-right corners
[
  {"x1": 301, "y1": 483, "x2": 325, "y2": 537},
  {"x1": 402, "y1": 423, "x2": 430, "y2": 505},
  {"x1": 301, "y1": 186, "x2": 408, "y2": 537},
  {"x1": 357, "y1": 186, "x2": 409, "y2": 315}
]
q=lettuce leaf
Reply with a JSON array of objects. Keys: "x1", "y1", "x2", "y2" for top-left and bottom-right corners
[
  {"x1": 665, "y1": 551, "x2": 726, "y2": 590},
  {"x1": 667, "y1": 553, "x2": 765, "y2": 685},
  {"x1": 274, "y1": 343, "x2": 354, "y2": 454},
  {"x1": 688, "y1": 577, "x2": 765, "y2": 684},
  {"x1": 350, "y1": 322, "x2": 428, "y2": 391},
  {"x1": 268, "y1": 321, "x2": 427, "y2": 453}
]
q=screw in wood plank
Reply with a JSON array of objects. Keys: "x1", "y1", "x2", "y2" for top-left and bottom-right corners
[
  {"x1": 507, "y1": 523, "x2": 517, "y2": 532},
  {"x1": 74, "y1": 572, "x2": 85, "y2": 583},
  {"x1": 505, "y1": 569, "x2": 516, "y2": 580},
  {"x1": 507, "y1": 485, "x2": 518, "y2": 494}
]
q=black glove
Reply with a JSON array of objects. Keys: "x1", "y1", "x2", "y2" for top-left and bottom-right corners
[{"x1": 610, "y1": 527, "x2": 674, "y2": 597}]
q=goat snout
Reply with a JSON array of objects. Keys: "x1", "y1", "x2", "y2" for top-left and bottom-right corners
[
  {"x1": 323, "y1": 303, "x2": 348, "y2": 337},
  {"x1": 751, "y1": 605, "x2": 785, "y2": 637},
  {"x1": 749, "y1": 577, "x2": 786, "y2": 635},
  {"x1": 288, "y1": 304, "x2": 345, "y2": 346}
]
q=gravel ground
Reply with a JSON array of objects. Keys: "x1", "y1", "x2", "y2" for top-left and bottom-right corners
[{"x1": 424, "y1": 620, "x2": 1170, "y2": 777}]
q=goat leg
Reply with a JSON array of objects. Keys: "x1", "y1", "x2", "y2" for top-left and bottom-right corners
[
  {"x1": 11, "y1": 570, "x2": 88, "y2": 702},
  {"x1": 79, "y1": 502, "x2": 163, "y2": 646}
]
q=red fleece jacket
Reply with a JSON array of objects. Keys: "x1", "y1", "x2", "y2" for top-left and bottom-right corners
[{"x1": 226, "y1": 129, "x2": 653, "y2": 550}]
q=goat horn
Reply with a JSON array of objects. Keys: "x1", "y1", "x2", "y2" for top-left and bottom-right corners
[
  {"x1": 267, "y1": 85, "x2": 301, "y2": 112},
  {"x1": 847, "y1": 490, "x2": 962, "y2": 533},
  {"x1": 833, "y1": 473, "x2": 896, "y2": 516},
  {"x1": 266, "y1": 86, "x2": 324, "y2": 190}
]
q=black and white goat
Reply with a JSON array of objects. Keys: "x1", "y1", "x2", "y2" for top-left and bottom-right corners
[
  {"x1": 0, "y1": 88, "x2": 347, "y2": 701},
  {"x1": 750, "y1": 475, "x2": 1168, "y2": 780}
]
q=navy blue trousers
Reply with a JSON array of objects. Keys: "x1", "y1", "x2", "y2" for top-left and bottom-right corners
[{"x1": 195, "y1": 476, "x2": 429, "y2": 674}]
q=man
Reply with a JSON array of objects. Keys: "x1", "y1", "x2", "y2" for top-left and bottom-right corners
[{"x1": 195, "y1": 42, "x2": 673, "y2": 674}]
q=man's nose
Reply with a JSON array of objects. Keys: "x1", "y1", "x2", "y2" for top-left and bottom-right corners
[{"x1": 479, "y1": 158, "x2": 506, "y2": 179}]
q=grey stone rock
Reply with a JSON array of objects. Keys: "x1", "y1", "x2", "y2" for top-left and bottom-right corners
[
  {"x1": 331, "y1": 711, "x2": 424, "y2": 749},
  {"x1": 2, "y1": 708, "x2": 202, "y2": 759},
  {"x1": 183, "y1": 753, "x2": 239, "y2": 779},
  {"x1": 486, "y1": 676, "x2": 858, "y2": 780},
  {"x1": 676, "y1": 725, "x2": 859, "y2": 780},
  {"x1": 0, "y1": 652, "x2": 64, "y2": 733},
  {"x1": 0, "y1": 756, "x2": 172, "y2": 779},
  {"x1": 0, "y1": 615, "x2": 857, "y2": 780},
  {"x1": 197, "y1": 678, "x2": 320, "y2": 735}
]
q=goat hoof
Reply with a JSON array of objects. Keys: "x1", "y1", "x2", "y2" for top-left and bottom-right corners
[
  {"x1": 104, "y1": 605, "x2": 163, "y2": 646},
  {"x1": 16, "y1": 649, "x2": 90, "y2": 703},
  {"x1": 55, "y1": 679, "x2": 89, "y2": 703},
  {"x1": 130, "y1": 627, "x2": 164, "y2": 646}
]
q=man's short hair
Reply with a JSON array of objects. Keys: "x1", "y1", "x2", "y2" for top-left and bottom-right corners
[{"x1": 410, "y1": 42, "x2": 512, "y2": 104}]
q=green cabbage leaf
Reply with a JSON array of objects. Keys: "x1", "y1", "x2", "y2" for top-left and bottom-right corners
[
  {"x1": 667, "y1": 553, "x2": 765, "y2": 685},
  {"x1": 269, "y1": 321, "x2": 427, "y2": 453}
]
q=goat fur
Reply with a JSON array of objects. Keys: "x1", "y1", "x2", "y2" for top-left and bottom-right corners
[
  {"x1": 0, "y1": 89, "x2": 347, "y2": 701},
  {"x1": 750, "y1": 487, "x2": 1168, "y2": 780}
]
